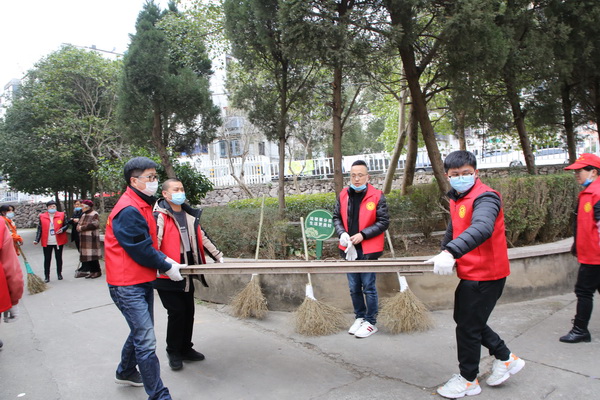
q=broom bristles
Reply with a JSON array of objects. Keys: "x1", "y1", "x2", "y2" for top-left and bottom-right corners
[
  {"x1": 379, "y1": 288, "x2": 433, "y2": 334},
  {"x1": 27, "y1": 273, "x2": 47, "y2": 295},
  {"x1": 294, "y1": 297, "x2": 347, "y2": 336},
  {"x1": 230, "y1": 277, "x2": 268, "y2": 319}
]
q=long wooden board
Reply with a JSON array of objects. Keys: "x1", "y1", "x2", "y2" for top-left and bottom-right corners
[{"x1": 181, "y1": 260, "x2": 432, "y2": 275}]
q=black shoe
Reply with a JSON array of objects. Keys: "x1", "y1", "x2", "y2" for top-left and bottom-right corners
[
  {"x1": 168, "y1": 353, "x2": 183, "y2": 370},
  {"x1": 559, "y1": 326, "x2": 591, "y2": 343},
  {"x1": 115, "y1": 370, "x2": 144, "y2": 387},
  {"x1": 0, "y1": 339, "x2": 3, "y2": 350},
  {"x1": 57, "y1": 274, "x2": 63, "y2": 280},
  {"x1": 182, "y1": 348, "x2": 205, "y2": 361},
  {"x1": 44, "y1": 277, "x2": 50, "y2": 283}
]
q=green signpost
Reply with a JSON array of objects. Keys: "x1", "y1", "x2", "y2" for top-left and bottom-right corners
[{"x1": 304, "y1": 209, "x2": 335, "y2": 259}]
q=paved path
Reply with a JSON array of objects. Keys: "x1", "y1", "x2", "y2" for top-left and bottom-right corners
[{"x1": 1, "y1": 229, "x2": 599, "y2": 399}]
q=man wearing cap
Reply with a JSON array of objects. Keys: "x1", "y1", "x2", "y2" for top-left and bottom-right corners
[
  {"x1": 561, "y1": 153, "x2": 600, "y2": 343},
  {"x1": 104, "y1": 156, "x2": 186, "y2": 400}
]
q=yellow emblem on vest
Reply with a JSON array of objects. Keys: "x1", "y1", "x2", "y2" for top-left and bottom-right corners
[
  {"x1": 57, "y1": 219, "x2": 63, "y2": 224},
  {"x1": 459, "y1": 205, "x2": 467, "y2": 218},
  {"x1": 366, "y1": 201, "x2": 376, "y2": 211},
  {"x1": 584, "y1": 201, "x2": 593, "y2": 213}
]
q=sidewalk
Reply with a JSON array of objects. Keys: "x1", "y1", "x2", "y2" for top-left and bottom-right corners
[{"x1": 1, "y1": 229, "x2": 599, "y2": 400}]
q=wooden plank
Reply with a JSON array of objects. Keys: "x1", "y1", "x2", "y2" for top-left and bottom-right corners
[{"x1": 180, "y1": 260, "x2": 432, "y2": 275}]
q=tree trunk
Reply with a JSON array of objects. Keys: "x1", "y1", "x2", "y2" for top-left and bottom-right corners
[
  {"x1": 402, "y1": 103, "x2": 419, "y2": 195},
  {"x1": 592, "y1": 77, "x2": 600, "y2": 144},
  {"x1": 277, "y1": 68, "x2": 288, "y2": 218},
  {"x1": 504, "y1": 72, "x2": 536, "y2": 174},
  {"x1": 383, "y1": 88, "x2": 409, "y2": 194},
  {"x1": 561, "y1": 81, "x2": 577, "y2": 163},
  {"x1": 399, "y1": 44, "x2": 449, "y2": 194},
  {"x1": 332, "y1": 64, "x2": 344, "y2": 195},
  {"x1": 456, "y1": 110, "x2": 466, "y2": 151},
  {"x1": 152, "y1": 108, "x2": 176, "y2": 178}
]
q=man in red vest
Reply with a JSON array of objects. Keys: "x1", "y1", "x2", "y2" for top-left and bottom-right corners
[
  {"x1": 561, "y1": 153, "x2": 600, "y2": 343},
  {"x1": 333, "y1": 160, "x2": 389, "y2": 338},
  {"x1": 427, "y1": 151, "x2": 524, "y2": 399},
  {"x1": 153, "y1": 178, "x2": 224, "y2": 370},
  {"x1": 105, "y1": 157, "x2": 186, "y2": 400}
]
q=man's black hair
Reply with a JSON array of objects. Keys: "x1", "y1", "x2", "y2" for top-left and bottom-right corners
[
  {"x1": 46, "y1": 200, "x2": 57, "y2": 207},
  {"x1": 443, "y1": 151, "x2": 477, "y2": 172},
  {"x1": 124, "y1": 157, "x2": 158, "y2": 185},
  {"x1": 0, "y1": 205, "x2": 14, "y2": 213},
  {"x1": 351, "y1": 160, "x2": 368, "y2": 169}
]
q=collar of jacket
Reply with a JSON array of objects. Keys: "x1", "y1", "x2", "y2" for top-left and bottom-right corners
[
  {"x1": 129, "y1": 185, "x2": 156, "y2": 206},
  {"x1": 155, "y1": 198, "x2": 202, "y2": 220}
]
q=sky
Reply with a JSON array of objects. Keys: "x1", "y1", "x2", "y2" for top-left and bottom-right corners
[{"x1": 0, "y1": 0, "x2": 171, "y2": 86}]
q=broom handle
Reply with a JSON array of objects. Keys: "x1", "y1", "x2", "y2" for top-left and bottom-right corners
[
  {"x1": 255, "y1": 194, "x2": 266, "y2": 261},
  {"x1": 385, "y1": 230, "x2": 395, "y2": 260},
  {"x1": 386, "y1": 227, "x2": 407, "y2": 291},
  {"x1": 16, "y1": 243, "x2": 28, "y2": 262},
  {"x1": 300, "y1": 217, "x2": 312, "y2": 287}
]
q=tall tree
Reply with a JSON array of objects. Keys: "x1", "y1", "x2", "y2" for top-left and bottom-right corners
[{"x1": 119, "y1": 1, "x2": 221, "y2": 178}]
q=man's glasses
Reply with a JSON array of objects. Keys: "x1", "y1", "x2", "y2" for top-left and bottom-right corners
[{"x1": 134, "y1": 174, "x2": 159, "y2": 182}]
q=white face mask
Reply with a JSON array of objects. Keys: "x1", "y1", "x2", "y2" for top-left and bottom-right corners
[{"x1": 140, "y1": 181, "x2": 159, "y2": 197}]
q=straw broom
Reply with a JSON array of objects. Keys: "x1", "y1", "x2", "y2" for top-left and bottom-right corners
[
  {"x1": 230, "y1": 195, "x2": 268, "y2": 319},
  {"x1": 379, "y1": 231, "x2": 433, "y2": 333},
  {"x1": 294, "y1": 217, "x2": 346, "y2": 336},
  {"x1": 18, "y1": 245, "x2": 47, "y2": 295}
]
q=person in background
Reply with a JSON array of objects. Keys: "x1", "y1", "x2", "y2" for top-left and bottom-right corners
[
  {"x1": 428, "y1": 150, "x2": 524, "y2": 399},
  {"x1": 332, "y1": 160, "x2": 390, "y2": 339},
  {"x1": 104, "y1": 156, "x2": 186, "y2": 400},
  {"x1": 68, "y1": 199, "x2": 84, "y2": 252},
  {"x1": 34, "y1": 200, "x2": 68, "y2": 283},
  {"x1": 153, "y1": 178, "x2": 224, "y2": 370},
  {"x1": 0, "y1": 205, "x2": 23, "y2": 255},
  {"x1": 0, "y1": 220, "x2": 24, "y2": 350},
  {"x1": 560, "y1": 153, "x2": 600, "y2": 343},
  {"x1": 76, "y1": 200, "x2": 102, "y2": 279}
]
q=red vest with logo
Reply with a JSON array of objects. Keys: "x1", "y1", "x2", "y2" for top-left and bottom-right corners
[
  {"x1": 575, "y1": 179, "x2": 600, "y2": 265},
  {"x1": 39, "y1": 211, "x2": 68, "y2": 247},
  {"x1": 157, "y1": 215, "x2": 206, "y2": 280},
  {"x1": 105, "y1": 187, "x2": 159, "y2": 286},
  {"x1": 0, "y1": 223, "x2": 12, "y2": 312},
  {"x1": 338, "y1": 184, "x2": 385, "y2": 254},
  {"x1": 450, "y1": 180, "x2": 510, "y2": 281}
]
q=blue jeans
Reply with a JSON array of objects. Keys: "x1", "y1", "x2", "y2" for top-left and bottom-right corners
[
  {"x1": 109, "y1": 283, "x2": 171, "y2": 400},
  {"x1": 347, "y1": 273, "x2": 378, "y2": 325}
]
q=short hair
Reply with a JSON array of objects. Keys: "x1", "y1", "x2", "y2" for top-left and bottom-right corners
[
  {"x1": 46, "y1": 200, "x2": 57, "y2": 207},
  {"x1": 0, "y1": 205, "x2": 14, "y2": 213},
  {"x1": 351, "y1": 160, "x2": 368, "y2": 170},
  {"x1": 123, "y1": 157, "x2": 158, "y2": 185},
  {"x1": 443, "y1": 151, "x2": 477, "y2": 172},
  {"x1": 162, "y1": 178, "x2": 181, "y2": 191}
]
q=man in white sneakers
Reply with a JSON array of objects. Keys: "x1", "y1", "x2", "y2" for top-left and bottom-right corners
[{"x1": 333, "y1": 160, "x2": 389, "y2": 338}]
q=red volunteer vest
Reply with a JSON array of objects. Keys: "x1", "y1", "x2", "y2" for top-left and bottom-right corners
[
  {"x1": 105, "y1": 187, "x2": 159, "y2": 286},
  {"x1": 157, "y1": 215, "x2": 206, "y2": 279},
  {"x1": 450, "y1": 179, "x2": 510, "y2": 281},
  {"x1": 575, "y1": 179, "x2": 600, "y2": 265},
  {"x1": 0, "y1": 223, "x2": 12, "y2": 312},
  {"x1": 338, "y1": 184, "x2": 385, "y2": 254},
  {"x1": 39, "y1": 211, "x2": 68, "y2": 247}
]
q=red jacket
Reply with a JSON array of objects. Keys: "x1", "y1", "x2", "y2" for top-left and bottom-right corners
[
  {"x1": 38, "y1": 211, "x2": 68, "y2": 247},
  {"x1": 0, "y1": 222, "x2": 23, "y2": 313},
  {"x1": 105, "y1": 187, "x2": 159, "y2": 286},
  {"x1": 575, "y1": 179, "x2": 600, "y2": 265},
  {"x1": 450, "y1": 180, "x2": 510, "y2": 281},
  {"x1": 337, "y1": 184, "x2": 386, "y2": 254}
]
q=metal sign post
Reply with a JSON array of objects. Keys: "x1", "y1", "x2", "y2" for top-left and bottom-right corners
[{"x1": 304, "y1": 209, "x2": 335, "y2": 259}]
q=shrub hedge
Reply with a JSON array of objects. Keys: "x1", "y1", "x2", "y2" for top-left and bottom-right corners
[{"x1": 201, "y1": 173, "x2": 580, "y2": 259}]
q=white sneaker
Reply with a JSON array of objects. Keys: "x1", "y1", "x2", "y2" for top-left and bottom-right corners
[
  {"x1": 348, "y1": 318, "x2": 364, "y2": 335},
  {"x1": 354, "y1": 321, "x2": 378, "y2": 338},
  {"x1": 437, "y1": 374, "x2": 481, "y2": 398},
  {"x1": 485, "y1": 353, "x2": 525, "y2": 386}
]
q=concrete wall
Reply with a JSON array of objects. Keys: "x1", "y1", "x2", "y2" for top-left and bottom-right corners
[{"x1": 197, "y1": 238, "x2": 578, "y2": 311}]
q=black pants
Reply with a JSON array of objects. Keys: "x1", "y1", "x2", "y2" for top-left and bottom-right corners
[
  {"x1": 43, "y1": 245, "x2": 63, "y2": 278},
  {"x1": 156, "y1": 284, "x2": 196, "y2": 358},
  {"x1": 574, "y1": 263, "x2": 600, "y2": 329},
  {"x1": 80, "y1": 260, "x2": 101, "y2": 273},
  {"x1": 454, "y1": 278, "x2": 511, "y2": 381}
]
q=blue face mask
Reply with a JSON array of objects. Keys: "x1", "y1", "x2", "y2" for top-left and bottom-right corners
[
  {"x1": 170, "y1": 192, "x2": 186, "y2": 205},
  {"x1": 583, "y1": 178, "x2": 594, "y2": 188},
  {"x1": 449, "y1": 174, "x2": 476, "y2": 193},
  {"x1": 350, "y1": 183, "x2": 367, "y2": 192},
  {"x1": 74, "y1": 207, "x2": 82, "y2": 211},
  {"x1": 6, "y1": 212, "x2": 15, "y2": 219},
  {"x1": 48, "y1": 208, "x2": 57, "y2": 214}
]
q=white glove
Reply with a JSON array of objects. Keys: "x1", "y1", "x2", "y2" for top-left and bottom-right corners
[
  {"x1": 345, "y1": 244, "x2": 358, "y2": 261},
  {"x1": 164, "y1": 258, "x2": 186, "y2": 281},
  {"x1": 339, "y1": 232, "x2": 351, "y2": 247},
  {"x1": 218, "y1": 257, "x2": 224, "y2": 263},
  {"x1": 424, "y1": 251, "x2": 455, "y2": 275},
  {"x1": 3, "y1": 305, "x2": 19, "y2": 323}
]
